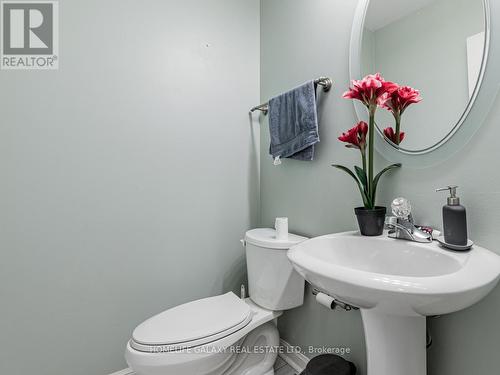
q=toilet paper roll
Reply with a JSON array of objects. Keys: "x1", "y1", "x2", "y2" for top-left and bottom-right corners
[
  {"x1": 275, "y1": 217, "x2": 289, "y2": 240},
  {"x1": 316, "y1": 292, "x2": 335, "y2": 310}
]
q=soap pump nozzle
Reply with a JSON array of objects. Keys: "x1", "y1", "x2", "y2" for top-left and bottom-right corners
[{"x1": 436, "y1": 186, "x2": 460, "y2": 206}]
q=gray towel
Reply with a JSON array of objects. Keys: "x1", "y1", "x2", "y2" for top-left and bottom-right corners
[{"x1": 268, "y1": 81, "x2": 319, "y2": 163}]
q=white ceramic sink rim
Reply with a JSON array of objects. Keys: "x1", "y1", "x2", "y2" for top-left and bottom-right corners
[{"x1": 288, "y1": 231, "x2": 500, "y2": 296}]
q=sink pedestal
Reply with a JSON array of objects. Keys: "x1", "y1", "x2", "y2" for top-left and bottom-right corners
[{"x1": 362, "y1": 310, "x2": 426, "y2": 375}]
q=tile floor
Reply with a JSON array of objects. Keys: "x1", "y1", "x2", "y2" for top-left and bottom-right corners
[{"x1": 274, "y1": 356, "x2": 300, "y2": 375}]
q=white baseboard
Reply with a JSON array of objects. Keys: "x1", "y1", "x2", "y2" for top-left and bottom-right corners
[
  {"x1": 108, "y1": 369, "x2": 134, "y2": 375},
  {"x1": 279, "y1": 339, "x2": 309, "y2": 373},
  {"x1": 109, "y1": 340, "x2": 308, "y2": 375}
]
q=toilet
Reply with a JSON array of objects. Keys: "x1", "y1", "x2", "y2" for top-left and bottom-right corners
[{"x1": 125, "y1": 228, "x2": 307, "y2": 375}]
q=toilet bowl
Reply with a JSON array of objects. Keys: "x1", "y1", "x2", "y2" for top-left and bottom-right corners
[{"x1": 125, "y1": 228, "x2": 307, "y2": 375}]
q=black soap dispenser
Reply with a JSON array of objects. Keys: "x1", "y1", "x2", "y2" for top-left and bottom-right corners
[{"x1": 436, "y1": 186, "x2": 468, "y2": 246}]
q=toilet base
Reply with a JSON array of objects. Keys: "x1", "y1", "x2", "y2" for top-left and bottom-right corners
[{"x1": 223, "y1": 322, "x2": 280, "y2": 375}]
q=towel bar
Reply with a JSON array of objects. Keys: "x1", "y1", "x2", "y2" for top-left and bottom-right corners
[{"x1": 249, "y1": 77, "x2": 333, "y2": 115}]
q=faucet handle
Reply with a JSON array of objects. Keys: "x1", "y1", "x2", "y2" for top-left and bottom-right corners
[{"x1": 391, "y1": 197, "x2": 412, "y2": 220}]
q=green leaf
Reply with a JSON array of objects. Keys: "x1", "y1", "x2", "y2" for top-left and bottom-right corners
[
  {"x1": 354, "y1": 166, "x2": 368, "y2": 191},
  {"x1": 332, "y1": 164, "x2": 370, "y2": 207},
  {"x1": 354, "y1": 166, "x2": 372, "y2": 207},
  {"x1": 371, "y1": 163, "x2": 402, "y2": 204}
]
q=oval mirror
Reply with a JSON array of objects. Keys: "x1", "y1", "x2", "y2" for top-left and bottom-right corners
[{"x1": 350, "y1": 0, "x2": 492, "y2": 160}]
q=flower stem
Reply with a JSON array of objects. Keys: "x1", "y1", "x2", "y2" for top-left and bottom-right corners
[
  {"x1": 368, "y1": 104, "x2": 376, "y2": 209},
  {"x1": 362, "y1": 150, "x2": 367, "y2": 176},
  {"x1": 395, "y1": 113, "x2": 401, "y2": 145}
]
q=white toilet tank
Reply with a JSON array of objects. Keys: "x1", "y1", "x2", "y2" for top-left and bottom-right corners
[{"x1": 244, "y1": 228, "x2": 307, "y2": 311}]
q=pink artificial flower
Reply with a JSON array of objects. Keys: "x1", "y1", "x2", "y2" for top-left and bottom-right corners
[
  {"x1": 380, "y1": 85, "x2": 422, "y2": 115},
  {"x1": 343, "y1": 73, "x2": 398, "y2": 108},
  {"x1": 384, "y1": 127, "x2": 405, "y2": 144},
  {"x1": 338, "y1": 121, "x2": 369, "y2": 151}
]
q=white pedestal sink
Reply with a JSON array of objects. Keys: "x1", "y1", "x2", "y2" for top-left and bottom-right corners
[{"x1": 287, "y1": 231, "x2": 500, "y2": 375}]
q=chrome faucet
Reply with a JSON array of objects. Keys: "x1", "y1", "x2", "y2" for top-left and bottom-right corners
[{"x1": 385, "y1": 198, "x2": 432, "y2": 243}]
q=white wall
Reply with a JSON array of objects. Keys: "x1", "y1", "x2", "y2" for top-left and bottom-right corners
[{"x1": 0, "y1": 1, "x2": 260, "y2": 374}]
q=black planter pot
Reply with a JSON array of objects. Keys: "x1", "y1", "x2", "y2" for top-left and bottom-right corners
[{"x1": 354, "y1": 206, "x2": 387, "y2": 236}]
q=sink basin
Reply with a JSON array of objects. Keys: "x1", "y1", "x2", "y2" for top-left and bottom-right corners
[
  {"x1": 288, "y1": 231, "x2": 500, "y2": 316},
  {"x1": 288, "y1": 231, "x2": 500, "y2": 375}
]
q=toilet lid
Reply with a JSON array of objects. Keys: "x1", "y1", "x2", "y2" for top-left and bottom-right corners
[
  {"x1": 245, "y1": 228, "x2": 308, "y2": 249},
  {"x1": 131, "y1": 292, "x2": 252, "y2": 352}
]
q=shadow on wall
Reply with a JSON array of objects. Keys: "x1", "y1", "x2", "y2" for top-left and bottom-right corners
[
  {"x1": 221, "y1": 255, "x2": 248, "y2": 297},
  {"x1": 278, "y1": 284, "x2": 367, "y2": 374},
  {"x1": 248, "y1": 113, "x2": 261, "y2": 227}
]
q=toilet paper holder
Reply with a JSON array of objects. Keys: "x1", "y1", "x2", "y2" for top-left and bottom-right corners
[{"x1": 312, "y1": 288, "x2": 358, "y2": 312}]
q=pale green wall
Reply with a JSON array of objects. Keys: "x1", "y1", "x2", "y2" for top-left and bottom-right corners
[
  {"x1": 366, "y1": 0, "x2": 484, "y2": 150},
  {"x1": 260, "y1": 1, "x2": 500, "y2": 375},
  {"x1": 0, "y1": 1, "x2": 259, "y2": 374}
]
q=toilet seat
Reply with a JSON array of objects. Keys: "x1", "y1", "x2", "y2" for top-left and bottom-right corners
[{"x1": 131, "y1": 292, "x2": 252, "y2": 353}]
